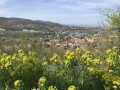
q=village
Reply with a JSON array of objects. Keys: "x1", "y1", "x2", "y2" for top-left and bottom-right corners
[{"x1": 41, "y1": 32, "x2": 98, "y2": 49}]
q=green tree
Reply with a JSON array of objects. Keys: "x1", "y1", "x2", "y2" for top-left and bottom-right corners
[{"x1": 99, "y1": 5, "x2": 120, "y2": 35}]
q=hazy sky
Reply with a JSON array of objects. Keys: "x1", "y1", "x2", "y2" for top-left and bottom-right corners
[{"x1": 0, "y1": 0, "x2": 119, "y2": 26}]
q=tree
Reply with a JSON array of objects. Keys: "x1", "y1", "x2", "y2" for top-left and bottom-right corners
[{"x1": 99, "y1": 5, "x2": 120, "y2": 35}]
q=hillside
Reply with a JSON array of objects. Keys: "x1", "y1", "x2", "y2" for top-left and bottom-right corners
[
  {"x1": 0, "y1": 17, "x2": 99, "y2": 33},
  {"x1": 0, "y1": 17, "x2": 64, "y2": 31}
]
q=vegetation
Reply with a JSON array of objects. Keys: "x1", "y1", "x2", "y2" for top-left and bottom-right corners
[
  {"x1": 0, "y1": 17, "x2": 62, "y2": 31},
  {"x1": 0, "y1": 17, "x2": 98, "y2": 34},
  {"x1": 0, "y1": 47, "x2": 119, "y2": 90},
  {"x1": 85, "y1": 30, "x2": 120, "y2": 54},
  {"x1": 0, "y1": 3, "x2": 120, "y2": 90},
  {"x1": 99, "y1": 5, "x2": 120, "y2": 36},
  {"x1": 0, "y1": 37, "x2": 65, "y2": 60}
]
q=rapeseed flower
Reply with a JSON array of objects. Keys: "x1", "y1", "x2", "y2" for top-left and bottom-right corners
[
  {"x1": 14, "y1": 80, "x2": 24, "y2": 87},
  {"x1": 59, "y1": 70, "x2": 66, "y2": 75},
  {"x1": 113, "y1": 85, "x2": 117, "y2": 89},
  {"x1": 81, "y1": 54, "x2": 87, "y2": 59},
  {"x1": 16, "y1": 64, "x2": 23, "y2": 70},
  {"x1": 48, "y1": 86, "x2": 58, "y2": 90},
  {"x1": 66, "y1": 50, "x2": 70, "y2": 55},
  {"x1": 64, "y1": 60, "x2": 71, "y2": 67},
  {"x1": 95, "y1": 50, "x2": 100, "y2": 54},
  {"x1": 11, "y1": 71, "x2": 16, "y2": 77},
  {"x1": 106, "y1": 49, "x2": 112, "y2": 55},
  {"x1": 43, "y1": 61, "x2": 48, "y2": 66},
  {"x1": 93, "y1": 59, "x2": 100, "y2": 65},
  {"x1": 68, "y1": 85, "x2": 76, "y2": 90},
  {"x1": 112, "y1": 46, "x2": 117, "y2": 51},
  {"x1": 38, "y1": 77, "x2": 47, "y2": 85},
  {"x1": 85, "y1": 51, "x2": 91, "y2": 54},
  {"x1": 88, "y1": 67, "x2": 100, "y2": 75},
  {"x1": 109, "y1": 70, "x2": 113, "y2": 73},
  {"x1": 31, "y1": 88, "x2": 39, "y2": 90},
  {"x1": 43, "y1": 57, "x2": 47, "y2": 61},
  {"x1": 5, "y1": 62, "x2": 12, "y2": 69},
  {"x1": 106, "y1": 57, "x2": 115, "y2": 67},
  {"x1": 75, "y1": 48, "x2": 81, "y2": 55},
  {"x1": 80, "y1": 71, "x2": 85, "y2": 78},
  {"x1": 102, "y1": 72, "x2": 113, "y2": 82}
]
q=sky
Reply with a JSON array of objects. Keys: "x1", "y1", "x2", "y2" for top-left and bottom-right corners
[{"x1": 0, "y1": 0, "x2": 119, "y2": 26}]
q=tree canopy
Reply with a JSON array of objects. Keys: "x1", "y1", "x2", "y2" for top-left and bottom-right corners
[{"x1": 99, "y1": 5, "x2": 120, "y2": 32}]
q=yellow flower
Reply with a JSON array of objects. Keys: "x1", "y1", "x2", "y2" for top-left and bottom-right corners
[
  {"x1": 109, "y1": 70, "x2": 113, "y2": 73},
  {"x1": 31, "y1": 88, "x2": 39, "y2": 90},
  {"x1": 66, "y1": 50, "x2": 70, "y2": 55},
  {"x1": 88, "y1": 67, "x2": 100, "y2": 75},
  {"x1": 93, "y1": 59, "x2": 100, "y2": 65},
  {"x1": 85, "y1": 58, "x2": 92, "y2": 65},
  {"x1": 85, "y1": 51, "x2": 91, "y2": 54},
  {"x1": 106, "y1": 58, "x2": 114, "y2": 66},
  {"x1": 2, "y1": 53, "x2": 7, "y2": 57},
  {"x1": 14, "y1": 80, "x2": 23, "y2": 87},
  {"x1": 40, "y1": 83, "x2": 44, "y2": 87},
  {"x1": 50, "y1": 53, "x2": 60, "y2": 63},
  {"x1": 39, "y1": 77, "x2": 47, "y2": 84},
  {"x1": 64, "y1": 60, "x2": 71, "y2": 67},
  {"x1": 6, "y1": 55, "x2": 11, "y2": 61},
  {"x1": 16, "y1": 64, "x2": 23, "y2": 70},
  {"x1": 81, "y1": 54, "x2": 87, "y2": 59},
  {"x1": 59, "y1": 70, "x2": 66, "y2": 75},
  {"x1": 23, "y1": 56, "x2": 28, "y2": 63},
  {"x1": 102, "y1": 72, "x2": 113, "y2": 82},
  {"x1": 68, "y1": 85, "x2": 76, "y2": 90},
  {"x1": 11, "y1": 71, "x2": 16, "y2": 77},
  {"x1": 75, "y1": 48, "x2": 81, "y2": 54},
  {"x1": 43, "y1": 61, "x2": 48, "y2": 66},
  {"x1": 70, "y1": 52, "x2": 75, "y2": 56},
  {"x1": 80, "y1": 71, "x2": 85, "y2": 78},
  {"x1": 113, "y1": 85, "x2": 117, "y2": 89},
  {"x1": 5, "y1": 62, "x2": 12, "y2": 68},
  {"x1": 106, "y1": 49, "x2": 112, "y2": 55},
  {"x1": 31, "y1": 88, "x2": 36, "y2": 90},
  {"x1": 113, "y1": 81, "x2": 118, "y2": 84},
  {"x1": 18, "y1": 50, "x2": 23, "y2": 53},
  {"x1": 43, "y1": 57, "x2": 47, "y2": 61},
  {"x1": 95, "y1": 50, "x2": 100, "y2": 54},
  {"x1": 1, "y1": 58, "x2": 5, "y2": 64},
  {"x1": 38, "y1": 77, "x2": 47, "y2": 87},
  {"x1": 112, "y1": 46, "x2": 117, "y2": 51},
  {"x1": 48, "y1": 85, "x2": 58, "y2": 90}
]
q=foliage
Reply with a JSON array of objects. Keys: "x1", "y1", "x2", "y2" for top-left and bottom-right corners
[
  {"x1": 0, "y1": 47, "x2": 120, "y2": 90},
  {"x1": 85, "y1": 31, "x2": 120, "y2": 55},
  {"x1": 99, "y1": 5, "x2": 120, "y2": 34},
  {"x1": 0, "y1": 37, "x2": 65, "y2": 60}
]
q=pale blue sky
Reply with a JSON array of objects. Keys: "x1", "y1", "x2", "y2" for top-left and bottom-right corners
[{"x1": 0, "y1": 0, "x2": 119, "y2": 26}]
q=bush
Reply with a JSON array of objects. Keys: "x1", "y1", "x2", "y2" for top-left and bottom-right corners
[{"x1": 0, "y1": 47, "x2": 120, "y2": 90}]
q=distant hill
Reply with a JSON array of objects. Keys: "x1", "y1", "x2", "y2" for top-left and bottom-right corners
[
  {"x1": 0, "y1": 17, "x2": 64, "y2": 31},
  {"x1": 0, "y1": 17, "x2": 99, "y2": 34}
]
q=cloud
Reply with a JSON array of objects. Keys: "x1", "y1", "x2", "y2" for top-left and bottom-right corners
[
  {"x1": 84, "y1": 2, "x2": 107, "y2": 7},
  {"x1": 55, "y1": 0, "x2": 74, "y2": 2},
  {"x1": 105, "y1": 0, "x2": 120, "y2": 3},
  {"x1": 0, "y1": 9, "x2": 13, "y2": 16},
  {"x1": 0, "y1": 0, "x2": 10, "y2": 5},
  {"x1": 58, "y1": 0, "x2": 110, "y2": 12},
  {"x1": 76, "y1": 1, "x2": 109, "y2": 7},
  {"x1": 60, "y1": 5, "x2": 96, "y2": 12},
  {"x1": 18, "y1": 13, "x2": 99, "y2": 20},
  {"x1": 0, "y1": 10, "x2": 8, "y2": 14}
]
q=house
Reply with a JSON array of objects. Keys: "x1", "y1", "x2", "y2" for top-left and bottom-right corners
[
  {"x1": 23, "y1": 29, "x2": 28, "y2": 32},
  {"x1": 0, "y1": 28, "x2": 5, "y2": 31}
]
